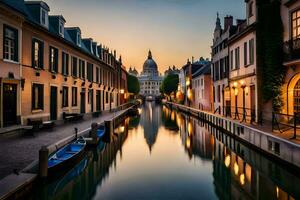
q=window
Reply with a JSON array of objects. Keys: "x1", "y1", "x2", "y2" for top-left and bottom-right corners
[
  {"x1": 96, "y1": 67, "x2": 100, "y2": 83},
  {"x1": 72, "y1": 56, "x2": 78, "y2": 77},
  {"x1": 87, "y1": 63, "x2": 93, "y2": 82},
  {"x1": 248, "y1": 1, "x2": 254, "y2": 17},
  {"x1": 249, "y1": 39, "x2": 255, "y2": 65},
  {"x1": 32, "y1": 84, "x2": 44, "y2": 110},
  {"x1": 235, "y1": 47, "x2": 240, "y2": 69},
  {"x1": 32, "y1": 39, "x2": 44, "y2": 69},
  {"x1": 49, "y1": 46, "x2": 58, "y2": 73},
  {"x1": 40, "y1": 8, "x2": 48, "y2": 27},
  {"x1": 230, "y1": 50, "x2": 234, "y2": 70},
  {"x1": 72, "y1": 87, "x2": 77, "y2": 106},
  {"x1": 62, "y1": 52, "x2": 69, "y2": 75},
  {"x1": 77, "y1": 32, "x2": 81, "y2": 47},
  {"x1": 292, "y1": 10, "x2": 300, "y2": 39},
  {"x1": 59, "y1": 21, "x2": 64, "y2": 37},
  {"x1": 106, "y1": 92, "x2": 109, "y2": 104},
  {"x1": 244, "y1": 42, "x2": 248, "y2": 66},
  {"x1": 62, "y1": 86, "x2": 69, "y2": 107},
  {"x1": 3, "y1": 25, "x2": 18, "y2": 62},
  {"x1": 79, "y1": 59, "x2": 85, "y2": 79}
]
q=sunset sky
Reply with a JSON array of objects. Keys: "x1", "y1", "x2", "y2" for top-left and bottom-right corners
[{"x1": 44, "y1": 0, "x2": 244, "y2": 73}]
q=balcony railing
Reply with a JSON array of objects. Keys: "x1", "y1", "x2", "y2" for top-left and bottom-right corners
[{"x1": 284, "y1": 38, "x2": 300, "y2": 63}]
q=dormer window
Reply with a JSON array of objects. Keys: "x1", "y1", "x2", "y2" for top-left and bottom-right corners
[
  {"x1": 59, "y1": 21, "x2": 64, "y2": 37},
  {"x1": 90, "y1": 43, "x2": 93, "y2": 54},
  {"x1": 77, "y1": 32, "x2": 81, "y2": 47},
  {"x1": 40, "y1": 8, "x2": 48, "y2": 28}
]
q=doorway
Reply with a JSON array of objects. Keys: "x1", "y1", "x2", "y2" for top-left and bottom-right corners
[
  {"x1": 3, "y1": 83, "x2": 17, "y2": 127},
  {"x1": 250, "y1": 85, "x2": 256, "y2": 121},
  {"x1": 50, "y1": 86, "x2": 57, "y2": 120},
  {"x1": 80, "y1": 88, "x2": 86, "y2": 114}
]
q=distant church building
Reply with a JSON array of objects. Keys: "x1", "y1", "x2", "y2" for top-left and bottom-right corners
[
  {"x1": 128, "y1": 67, "x2": 138, "y2": 77},
  {"x1": 138, "y1": 50, "x2": 163, "y2": 98}
]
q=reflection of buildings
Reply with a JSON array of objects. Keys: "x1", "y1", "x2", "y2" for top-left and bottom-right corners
[
  {"x1": 164, "y1": 105, "x2": 300, "y2": 199},
  {"x1": 41, "y1": 121, "x2": 129, "y2": 200},
  {"x1": 139, "y1": 102, "x2": 162, "y2": 152}
]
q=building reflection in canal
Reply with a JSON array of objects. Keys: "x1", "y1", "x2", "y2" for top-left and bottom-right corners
[
  {"x1": 33, "y1": 103, "x2": 300, "y2": 200},
  {"x1": 171, "y1": 106, "x2": 299, "y2": 200}
]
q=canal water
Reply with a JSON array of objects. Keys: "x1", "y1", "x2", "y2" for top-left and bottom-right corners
[{"x1": 33, "y1": 102, "x2": 300, "y2": 200}]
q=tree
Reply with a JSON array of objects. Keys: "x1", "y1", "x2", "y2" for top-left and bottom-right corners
[
  {"x1": 127, "y1": 74, "x2": 140, "y2": 95},
  {"x1": 161, "y1": 74, "x2": 179, "y2": 96}
]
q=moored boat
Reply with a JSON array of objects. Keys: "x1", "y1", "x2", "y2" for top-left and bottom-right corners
[{"x1": 48, "y1": 137, "x2": 86, "y2": 177}]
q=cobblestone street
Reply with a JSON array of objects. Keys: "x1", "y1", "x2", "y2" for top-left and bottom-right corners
[{"x1": 0, "y1": 110, "x2": 124, "y2": 180}]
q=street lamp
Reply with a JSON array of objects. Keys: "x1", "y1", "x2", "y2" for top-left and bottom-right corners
[
  {"x1": 232, "y1": 82, "x2": 239, "y2": 119},
  {"x1": 240, "y1": 80, "x2": 246, "y2": 122}
]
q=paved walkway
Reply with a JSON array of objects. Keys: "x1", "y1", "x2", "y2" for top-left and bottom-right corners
[{"x1": 0, "y1": 110, "x2": 125, "y2": 180}]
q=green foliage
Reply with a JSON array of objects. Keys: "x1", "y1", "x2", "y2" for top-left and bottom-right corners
[
  {"x1": 127, "y1": 74, "x2": 140, "y2": 95},
  {"x1": 161, "y1": 74, "x2": 179, "y2": 96},
  {"x1": 256, "y1": 0, "x2": 285, "y2": 111}
]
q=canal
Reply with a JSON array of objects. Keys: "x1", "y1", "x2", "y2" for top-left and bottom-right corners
[{"x1": 32, "y1": 102, "x2": 300, "y2": 200}]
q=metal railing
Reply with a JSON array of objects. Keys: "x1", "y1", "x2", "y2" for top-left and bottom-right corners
[
  {"x1": 283, "y1": 38, "x2": 300, "y2": 62},
  {"x1": 272, "y1": 112, "x2": 300, "y2": 139},
  {"x1": 214, "y1": 106, "x2": 258, "y2": 124}
]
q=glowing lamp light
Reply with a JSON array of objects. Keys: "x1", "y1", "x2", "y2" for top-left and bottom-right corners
[
  {"x1": 188, "y1": 122, "x2": 192, "y2": 136},
  {"x1": 240, "y1": 80, "x2": 245, "y2": 86},
  {"x1": 186, "y1": 138, "x2": 191, "y2": 148},
  {"x1": 120, "y1": 126, "x2": 125, "y2": 133},
  {"x1": 186, "y1": 78, "x2": 190, "y2": 86},
  {"x1": 234, "y1": 162, "x2": 239, "y2": 175},
  {"x1": 234, "y1": 88, "x2": 238, "y2": 96},
  {"x1": 233, "y1": 81, "x2": 238, "y2": 88},
  {"x1": 120, "y1": 89, "x2": 125, "y2": 94},
  {"x1": 187, "y1": 88, "x2": 193, "y2": 100},
  {"x1": 224, "y1": 155, "x2": 231, "y2": 168},
  {"x1": 240, "y1": 173, "x2": 245, "y2": 186},
  {"x1": 276, "y1": 187, "x2": 279, "y2": 198}
]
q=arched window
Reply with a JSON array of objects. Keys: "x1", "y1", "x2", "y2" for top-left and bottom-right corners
[{"x1": 294, "y1": 79, "x2": 300, "y2": 113}]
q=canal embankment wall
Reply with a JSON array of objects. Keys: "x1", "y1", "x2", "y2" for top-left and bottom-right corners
[
  {"x1": 0, "y1": 102, "x2": 137, "y2": 200},
  {"x1": 166, "y1": 102, "x2": 300, "y2": 170}
]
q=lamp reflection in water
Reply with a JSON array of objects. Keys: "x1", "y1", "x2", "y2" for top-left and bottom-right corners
[
  {"x1": 240, "y1": 173, "x2": 245, "y2": 185},
  {"x1": 188, "y1": 121, "x2": 192, "y2": 136},
  {"x1": 224, "y1": 155, "x2": 231, "y2": 168},
  {"x1": 234, "y1": 162, "x2": 239, "y2": 175},
  {"x1": 186, "y1": 138, "x2": 191, "y2": 148}
]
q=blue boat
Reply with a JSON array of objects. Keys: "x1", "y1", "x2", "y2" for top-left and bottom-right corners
[
  {"x1": 97, "y1": 124, "x2": 106, "y2": 138},
  {"x1": 48, "y1": 137, "x2": 86, "y2": 176}
]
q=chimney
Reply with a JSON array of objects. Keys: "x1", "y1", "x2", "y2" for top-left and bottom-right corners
[
  {"x1": 224, "y1": 15, "x2": 233, "y2": 31},
  {"x1": 192, "y1": 56, "x2": 194, "y2": 63}
]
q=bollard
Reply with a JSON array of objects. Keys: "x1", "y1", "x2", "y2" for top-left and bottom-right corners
[
  {"x1": 39, "y1": 145, "x2": 49, "y2": 180},
  {"x1": 104, "y1": 120, "x2": 113, "y2": 143}
]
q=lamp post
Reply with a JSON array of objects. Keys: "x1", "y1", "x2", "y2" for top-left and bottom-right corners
[
  {"x1": 233, "y1": 82, "x2": 239, "y2": 120},
  {"x1": 186, "y1": 78, "x2": 191, "y2": 107},
  {"x1": 240, "y1": 80, "x2": 246, "y2": 122}
]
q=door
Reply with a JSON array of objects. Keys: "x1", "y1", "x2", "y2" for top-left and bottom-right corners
[
  {"x1": 89, "y1": 89, "x2": 94, "y2": 112},
  {"x1": 50, "y1": 86, "x2": 57, "y2": 120},
  {"x1": 3, "y1": 83, "x2": 17, "y2": 126},
  {"x1": 80, "y1": 88, "x2": 86, "y2": 114},
  {"x1": 96, "y1": 90, "x2": 101, "y2": 111}
]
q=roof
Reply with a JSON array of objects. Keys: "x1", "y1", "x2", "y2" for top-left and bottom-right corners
[
  {"x1": 192, "y1": 63, "x2": 211, "y2": 78},
  {"x1": 0, "y1": 0, "x2": 120, "y2": 67}
]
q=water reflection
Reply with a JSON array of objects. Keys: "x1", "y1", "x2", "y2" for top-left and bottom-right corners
[
  {"x1": 169, "y1": 106, "x2": 299, "y2": 200},
  {"x1": 33, "y1": 103, "x2": 300, "y2": 200}
]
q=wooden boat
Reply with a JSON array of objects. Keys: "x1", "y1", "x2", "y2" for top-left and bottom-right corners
[
  {"x1": 48, "y1": 137, "x2": 86, "y2": 176},
  {"x1": 86, "y1": 124, "x2": 106, "y2": 147}
]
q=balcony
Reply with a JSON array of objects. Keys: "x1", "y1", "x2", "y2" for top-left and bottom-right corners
[{"x1": 284, "y1": 38, "x2": 300, "y2": 65}]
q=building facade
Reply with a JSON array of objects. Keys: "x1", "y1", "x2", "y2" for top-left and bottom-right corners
[
  {"x1": 211, "y1": 14, "x2": 235, "y2": 116},
  {"x1": 138, "y1": 50, "x2": 163, "y2": 98},
  {"x1": 228, "y1": 0, "x2": 257, "y2": 122},
  {"x1": 0, "y1": 0, "x2": 125, "y2": 127},
  {"x1": 192, "y1": 64, "x2": 213, "y2": 111},
  {"x1": 281, "y1": 0, "x2": 300, "y2": 116}
]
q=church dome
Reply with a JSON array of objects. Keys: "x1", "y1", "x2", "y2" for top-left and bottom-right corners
[{"x1": 143, "y1": 50, "x2": 158, "y2": 71}]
